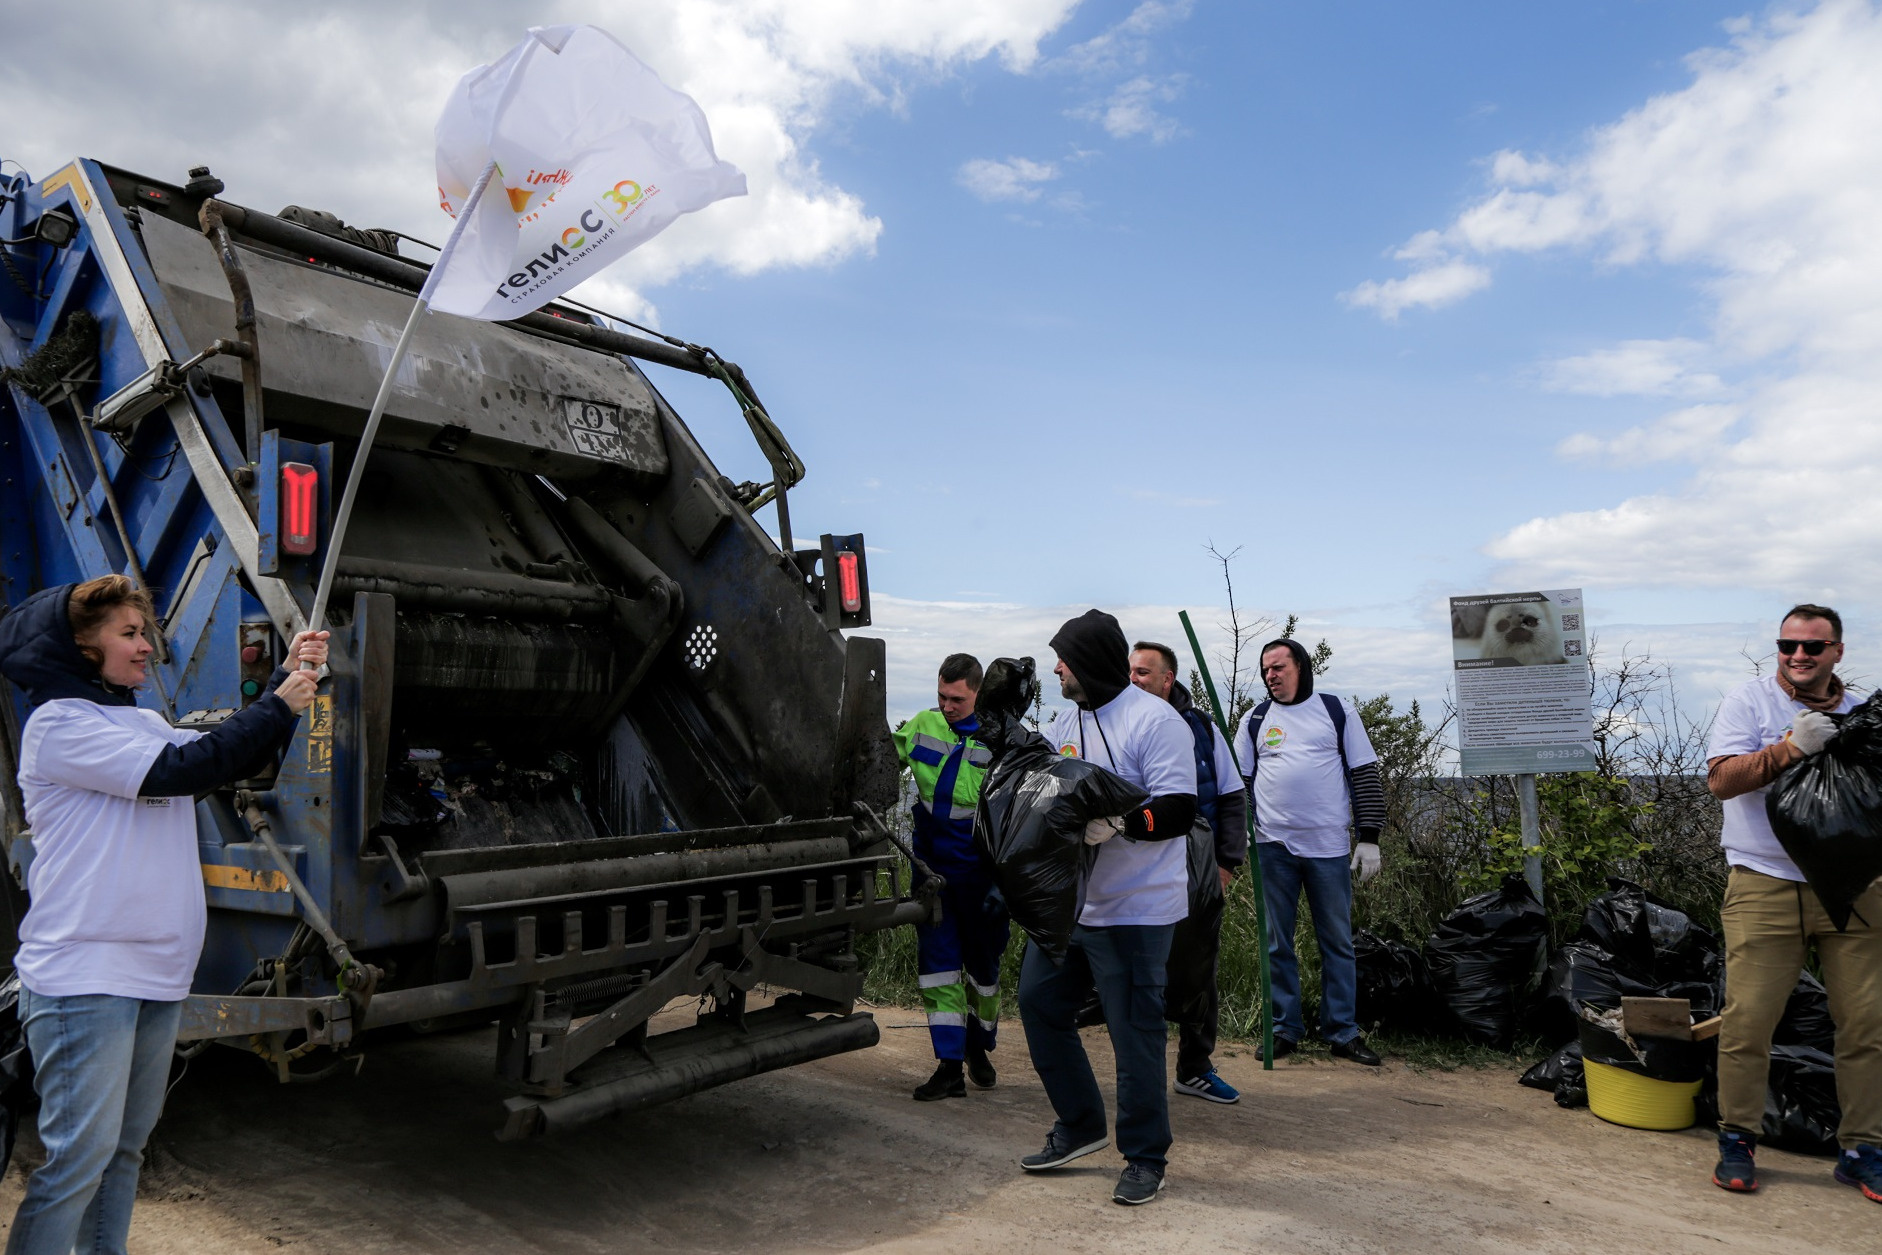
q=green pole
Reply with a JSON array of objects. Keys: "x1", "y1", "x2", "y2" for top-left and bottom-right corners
[{"x1": 1179, "y1": 610, "x2": 1275, "y2": 1071}]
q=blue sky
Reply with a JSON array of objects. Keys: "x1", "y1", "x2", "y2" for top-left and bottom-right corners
[{"x1": 9, "y1": 0, "x2": 1878, "y2": 720}]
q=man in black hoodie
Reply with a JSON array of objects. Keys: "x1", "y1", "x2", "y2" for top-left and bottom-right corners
[
  {"x1": 1233, "y1": 637, "x2": 1387, "y2": 1065},
  {"x1": 1017, "y1": 610, "x2": 1197, "y2": 1206}
]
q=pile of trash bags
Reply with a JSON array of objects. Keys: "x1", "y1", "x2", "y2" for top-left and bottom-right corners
[
  {"x1": 1509, "y1": 879, "x2": 1843, "y2": 1154},
  {"x1": 1354, "y1": 874, "x2": 1549, "y2": 1050},
  {"x1": 1766, "y1": 689, "x2": 1882, "y2": 931},
  {"x1": 970, "y1": 658, "x2": 1148, "y2": 965}
]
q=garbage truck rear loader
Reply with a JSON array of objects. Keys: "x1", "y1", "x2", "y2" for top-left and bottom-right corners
[{"x1": 0, "y1": 158, "x2": 923, "y2": 1138}]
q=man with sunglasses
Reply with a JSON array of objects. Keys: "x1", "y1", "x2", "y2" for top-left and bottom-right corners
[{"x1": 1705, "y1": 604, "x2": 1882, "y2": 1203}]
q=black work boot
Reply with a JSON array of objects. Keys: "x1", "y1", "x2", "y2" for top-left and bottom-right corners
[
  {"x1": 1331, "y1": 1036, "x2": 1382, "y2": 1067},
  {"x1": 966, "y1": 1045, "x2": 997, "y2": 1089},
  {"x1": 913, "y1": 1060, "x2": 966, "y2": 1102}
]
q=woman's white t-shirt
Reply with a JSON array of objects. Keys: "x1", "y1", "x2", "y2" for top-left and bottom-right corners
[
  {"x1": 15, "y1": 699, "x2": 208, "y2": 1000},
  {"x1": 1707, "y1": 675, "x2": 1856, "y2": 882},
  {"x1": 1046, "y1": 685, "x2": 1197, "y2": 928}
]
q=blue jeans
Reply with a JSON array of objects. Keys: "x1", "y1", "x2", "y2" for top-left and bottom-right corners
[
  {"x1": 1018, "y1": 923, "x2": 1175, "y2": 1169},
  {"x1": 1258, "y1": 843, "x2": 1359, "y2": 1046},
  {"x1": 7, "y1": 989, "x2": 183, "y2": 1255}
]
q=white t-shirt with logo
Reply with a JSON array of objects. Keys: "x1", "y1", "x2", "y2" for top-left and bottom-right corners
[
  {"x1": 1046, "y1": 684, "x2": 1197, "y2": 927},
  {"x1": 1707, "y1": 675, "x2": 1856, "y2": 882},
  {"x1": 16, "y1": 700, "x2": 208, "y2": 1000},
  {"x1": 1233, "y1": 694, "x2": 1378, "y2": 860}
]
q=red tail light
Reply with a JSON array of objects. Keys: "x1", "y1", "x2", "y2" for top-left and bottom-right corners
[
  {"x1": 281, "y1": 462, "x2": 318, "y2": 555},
  {"x1": 837, "y1": 551, "x2": 862, "y2": 614}
]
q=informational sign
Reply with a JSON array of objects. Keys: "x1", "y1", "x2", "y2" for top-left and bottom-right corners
[{"x1": 1450, "y1": 588, "x2": 1596, "y2": 776}]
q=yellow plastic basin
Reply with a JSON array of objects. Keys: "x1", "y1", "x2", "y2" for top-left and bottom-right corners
[{"x1": 1584, "y1": 1057, "x2": 1703, "y2": 1131}]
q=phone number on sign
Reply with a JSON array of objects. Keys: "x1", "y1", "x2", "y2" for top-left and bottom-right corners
[{"x1": 1535, "y1": 747, "x2": 1590, "y2": 761}]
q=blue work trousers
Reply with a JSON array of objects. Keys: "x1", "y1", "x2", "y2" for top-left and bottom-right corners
[
  {"x1": 915, "y1": 869, "x2": 1009, "y2": 1060},
  {"x1": 7, "y1": 988, "x2": 183, "y2": 1255},
  {"x1": 1018, "y1": 923, "x2": 1176, "y2": 1169},
  {"x1": 1258, "y1": 842, "x2": 1359, "y2": 1046}
]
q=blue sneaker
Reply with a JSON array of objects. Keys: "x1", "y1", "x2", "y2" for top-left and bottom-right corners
[
  {"x1": 1833, "y1": 1144, "x2": 1882, "y2": 1203},
  {"x1": 1173, "y1": 1070, "x2": 1240, "y2": 1105},
  {"x1": 1712, "y1": 1131, "x2": 1758, "y2": 1193}
]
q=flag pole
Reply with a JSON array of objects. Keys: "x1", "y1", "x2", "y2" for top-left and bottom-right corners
[
  {"x1": 1179, "y1": 609, "x2": 1275, "y2": 1071},
  {"x1": 304, "y1": 159, "x2": 499, "y2": 655}
]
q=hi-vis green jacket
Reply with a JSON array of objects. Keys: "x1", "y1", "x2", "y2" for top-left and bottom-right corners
[{"x1": 892, "y1": 709, "x2": 991, "y2": 852}]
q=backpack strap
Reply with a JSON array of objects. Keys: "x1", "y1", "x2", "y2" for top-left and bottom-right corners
[{"x1": 1320, "y1": 691, "x2": 1358, "y2": 812}]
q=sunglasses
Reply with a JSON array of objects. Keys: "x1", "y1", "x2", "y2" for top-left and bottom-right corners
[{"x1": 1776, "y1": 639, "x2": 1840, "y2": 657}]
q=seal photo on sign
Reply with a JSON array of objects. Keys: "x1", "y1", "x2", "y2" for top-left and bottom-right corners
[{"x1": 1476, "y1": 601, "x2": 1565, "y2": 666}]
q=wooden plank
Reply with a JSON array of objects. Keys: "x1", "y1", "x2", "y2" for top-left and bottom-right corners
[
  {"x1": 1690, "y1": 1015, "x2": 1722, "y2": 1042},
  {"x1": 1622, "y1": 996, "x2": 1694, "y2": 1040}
]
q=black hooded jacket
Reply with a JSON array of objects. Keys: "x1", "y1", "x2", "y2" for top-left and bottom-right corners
[
  {"x1": 1048, "y1": 609, "x2": 1130, "y2": 710},
  {"x1": 1049, "y1": 609, "x2": 1196, "y2": 842},
  {"x1": 1259, "y1": 637, "x2": 1316, "y2": 704},
  {"x1": 0, "y1": 583, "x2": 301, "y2": 796}
]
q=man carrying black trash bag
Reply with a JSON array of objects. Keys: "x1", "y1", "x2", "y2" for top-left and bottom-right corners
[
  {"x1": 1129, "y1": 641, "x2": 1247, "y2": 1105},
  {"x1": 1016, "y1": 610, "x2": 1197, "y2": 1206},
  {"x1": 1705, "y1": 603, "x2": 1882, "y2": 1202}
]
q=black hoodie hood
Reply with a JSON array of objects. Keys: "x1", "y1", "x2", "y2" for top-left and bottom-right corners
[
  {"x1": 1258, "y1": 637, "x2": 1315, "y2": 706},
  {"x1": 1049, "y1": 609, "x2": 1130, "y2": 711},
  {"x1": 0, "y1": 583, "x2": 136, "y2": 709}
]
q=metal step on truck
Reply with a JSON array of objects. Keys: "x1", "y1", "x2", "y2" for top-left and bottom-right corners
[{"x1": 0, "y1": 157, "x2": 928, "y2": 1138}]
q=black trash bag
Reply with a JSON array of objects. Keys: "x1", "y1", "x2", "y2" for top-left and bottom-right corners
[
  {"x1": 1575, "y1": 878, "x2": 1721, "y2": 997},
  {"x1": 1355, "y1": 930, "x2": 1434, "y2": 1035},
  {"x1": 1425, "y1": 873, "x2": 1549, "y2": 1050},
  {"x1": 1519, "y1": 1040, "x2": 1587, "y2": 1108},
  {"x1": 1766, "y1": 690, "x2": 1882, "y2": 932},
  {"x1": 1531, "y1": 881, "x2": 1723, "y2": 1045},
  {"x1": 1165, "y1": 816, "x2": 1225, "y2": 1024},
  {"x1": 1577, "y1": 1014, "x2": 1710, "y2": 1084},
  {"x1": 1774, "y1": 971, "x2": 1835, "y2": 1052},
  {"x1": 973, "y1": 658, "x2": 1149, "y2": 965},
  {"x1": 1762, "y1": 1043, "x2": 1841, "y2": 1156},
  {"x1": 0, "y1": 973, "x2": 31, "y2": 1179}
]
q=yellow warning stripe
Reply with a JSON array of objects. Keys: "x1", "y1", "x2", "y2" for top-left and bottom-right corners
[
  {"x1": 37, "y1": 163, "x2": 94, "y2": 214},
  {"x1": 201, "y1": 863, "x2": 290, "y2": 894}
]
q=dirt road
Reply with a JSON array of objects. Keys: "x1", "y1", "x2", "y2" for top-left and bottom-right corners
[{"x1": 0, "y1": 1004, "x2": 1866, "y2": 1253}]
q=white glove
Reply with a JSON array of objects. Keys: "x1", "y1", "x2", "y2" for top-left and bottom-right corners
[
  {"x1": 1791, "y1": 710, "x2": 1837, "y2": 756},
  {"x1": 1350, "y1": 842, "x2": 1381, "y2": 884},
  {"x1": 1084, "y1": 816, "x2": 1123, "y2": 846}
]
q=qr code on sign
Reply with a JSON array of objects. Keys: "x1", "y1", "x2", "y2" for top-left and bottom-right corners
[
  {"x1": 1565, "y1": 640, "x2": 1583, "y2": 657},
  {"x1": 1560, "y1": 614, "x2": 1581, "y2": 631}
]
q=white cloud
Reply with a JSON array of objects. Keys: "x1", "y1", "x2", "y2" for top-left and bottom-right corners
[
  {"x1": 1540, "y1": 338, "x2": 1725, "y2": 397},
  {"x1": 1341, "y1": 260, "x2": 1491, "y2": 320},
  {"x1": 0, "y1": 0, "x2": 1081, "y2": 313},
  {"x1": 957, "y1": 156, "x2": 1060, "y2": 202},
  {"x1": 1348, "y1": 0, "x2": 1882, "y2": 595},
  {"x1": 1056, "y1": 0, "x2": 1193, "y2": 75},
  {"x1": 1555, "y1": 403, "x2": 1742, "y2": 464},
  {"x1": 1073, "y1": 74, "x2": 1188, "y2": 142}
]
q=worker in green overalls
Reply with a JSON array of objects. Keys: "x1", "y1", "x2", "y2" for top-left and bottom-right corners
[{"x1": 891, "y1": 653, "x2": 1007, "y2": 1101}]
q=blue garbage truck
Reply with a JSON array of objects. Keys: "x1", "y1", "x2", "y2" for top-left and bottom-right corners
[{"x1": 0, "y1": 157, "x2": 922, "y2": 1138}]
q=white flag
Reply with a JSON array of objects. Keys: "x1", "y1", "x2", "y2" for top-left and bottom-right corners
[{"x1": 424, "y1": 25, "x2": 746, "y2": 321}]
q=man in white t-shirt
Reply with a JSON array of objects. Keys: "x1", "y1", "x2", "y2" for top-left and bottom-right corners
[
  {"x1": 1704, "y1": 603, "x2": 1881, "y2": 1203},
  {"x1": 1232, "y1": 638, "x2": 1387, "y2": 1067},
  {"x1": 1016, "y1": 610, "x2": 1197, "y2": 1207}
]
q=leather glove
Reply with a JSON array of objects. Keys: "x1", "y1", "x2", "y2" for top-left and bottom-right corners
[
  {"x1": 1350, "y1": 841, "x2": 1382, "y2": 884},
  {"x1": 1084, "y1": 816, "x2": 1123, "y2": 846},
  {"x1": 1790, "y1": 710, "x2": 1836, "y2": 756}
]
